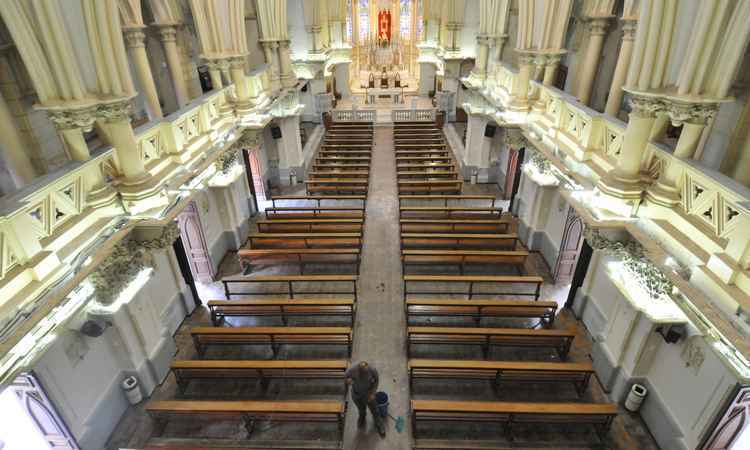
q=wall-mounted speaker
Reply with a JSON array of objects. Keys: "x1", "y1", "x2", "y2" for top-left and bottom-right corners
[
  {"x1": 484, "y1": 125, "x2": 496, "y2": 138},
  {"x1": 271, "y1": 126, "x2": 282, "y2": 139},
  {"x1": 301, "y1": 83, "x2": 308, "y2": 92}
]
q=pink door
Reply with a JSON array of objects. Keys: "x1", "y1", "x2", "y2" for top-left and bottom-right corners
[
  {"x1": 504, "y1": 147, "x2": 520, "y2": 200},
  {"x1": 12, "y1": 373, "x2": 79, "y2": 449},
  {"x1": 553, "y1": 206, "x2": 584, "y2": 284},
  {"x1": 177, "y1": 202, "x2": 215, "y2": 283}
]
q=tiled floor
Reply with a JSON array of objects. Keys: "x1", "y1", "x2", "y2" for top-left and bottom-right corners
[{"x1": 106, "y1": 125, "x2": 659, "y2": 450}]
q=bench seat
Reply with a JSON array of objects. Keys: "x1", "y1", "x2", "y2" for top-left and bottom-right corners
[
  {"x1": 208, "y1": 298, "x2": 355, "y2": 325},
  {"x1": 238, "y1": 248, "x2": 361, "y2": 274},
  {"x1": 222, "y1": 274, "x2": 358, "y2": 299},
  {"x1": 308, "y1": 171, "x2": 370, "y2": 179},
  {"x1": 403, "y1": 274, "x2": 544, "y2": 300},
  {"x1": 400, "y1": 219, "x2": 511, "y2": 234},
  {"x1": 400, "y1": 206, "x2": 503, "y2": 219},
  {"x1": 257, "y1": 218, "x2": 363, "y2": 233},
  {"x1": 397, "y1": 171, "x2": 458, "y2": 179},
  {"x1": 400, "y1": 233, "x2": 518, "y2": 250},
  {"x1": 406, "y1": 298, "x2": 555, "y2": 326},
  {"x1": 191, "y1": 326, "x2": 353, "y2": 357},
  {"x1": 406, "y1": 326, "x2": 575, "y2": 359},
  {"x1": 402, "y1": 250, "x2": 527, "y2": 274},
  {"x1": 247, "y1": 232, "x2": 362, "y2": 249}
]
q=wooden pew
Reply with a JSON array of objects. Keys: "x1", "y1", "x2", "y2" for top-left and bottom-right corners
[
  {"x1": 318, "y1": 150, "x2": 372, "y2": 158},
  {"x1": 397, "y1": 170, "x2": 459, "y2": 179},
  {"x1": 305, "y1": 179, "x2": 369, "y2": 195},
  {"x1": 405, "y1": 299, "x2": 556, "y2": 327},
  {"x1": 399, "y1": 206, "x2": 503, "y2": 219},
  {"x1": 396, "y1": 155, "x2": 454, "y2": 163},
  {"x1": 315, "y1": 156, "x2": 371, "y2": 163},
  {"x1": 401, "y1": 249, "x2": 527, "y2": 274},
  {"x1": 247, "y1": 232, "x2": 362, "y2": 249},
  {"x1": 207, "y1": 299, "x2": 355, "y2": 326},
  {"x1": 322, "y1": 143, "x2": 372, "y2": 148},
  {"x1": 398, "y1": 194, "x2": 498, "y2": 207},
  {"x1": 400, "y1": 233, "x2": 518, "y2": 251},
  {"x1": 406, "y1": 326, "x2": 575, "y2": 359},
  {"x1": 395, "y1": 150, "x2": 451, "y2": 158},
  {"x1": 257, "y1": 218, "x2": 363, "y2": 233},
  {"x1": 308, "y1": 171, "x2": 370, "y2": 179},
  {"x1": 398, "y1": 180, "x2": 463, "y2": 194},
  {"x1": 191, "y1": 326, "x2": 353, "y2": 357},
  {"x1": 313, "y1": 163, "x2": 371, "y2": 172},
  {"x1": 237, "y1": 248, "x2": 361, "y2": 274},
  {"x1": 171, "y1": 359, "x2": 348, "y2": 393},
  {"x1": 403, "y1": 275, "x2": 544, "y2": 300},
  {"x1": 400, "y1": 218, "x2": 511, "y2": 234},
  {"x1": 270, "y1": 195, "x2": 366, "y2": 207},
  {"x1": 397, "y1": 162, "x2": 456, "y2": 171},
  {"x1": 265, "y1": 206, "x2": 364, "y2": 220},
  {"x1": 395, "y1": 143, "x2": 448, "y2": 150},
  {"x1": 146, "y1": 399, "x2": 345, "y2": 440},
  {"x1": 410, "y1": 400, "x2": 617, "y2": 442},
  {"x1": 222, "y1": 274, "x2": 358, "y2": 299},
  {"x1": 407, "y1": 359, "x2": 593, "y2": 396}
]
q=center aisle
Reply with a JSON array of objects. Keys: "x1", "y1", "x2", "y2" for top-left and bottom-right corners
[{"x1": 343, "y1": 125, "x2": 411, "y2": 449}]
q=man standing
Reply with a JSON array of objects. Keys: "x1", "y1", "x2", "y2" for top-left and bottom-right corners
[{"x1": 345, "y1": 361, "x2": 385, "y2": 437}]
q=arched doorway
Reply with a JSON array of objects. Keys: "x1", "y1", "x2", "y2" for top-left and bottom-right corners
[{"x1": 553, "y1": 205, "x2": 585, "y2": 284}]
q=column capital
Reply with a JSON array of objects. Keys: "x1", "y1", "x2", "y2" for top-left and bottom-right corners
[
  {"x1": 227, "y1": 55, "x2": 248, "y2": 69},
  {"x1": 152, "y1": 23, "x2": 180, "y2": 42},
  {"x1": 621, "y1": 18, "x2": 638, "y2": 41},
  {"x1": 627, "y1": 93, "x2": 663, "y2": 118},
  {"x1": 516, "y1": 50, "x2": 536, "y2": 66},
  {"x1": 584, "y1": 15, "x2": 614, "y2": 36},
  {"x1": 504, "y1": 127, "x2": 527, "y2": 149},
  {"x1": 203, "y1": 56, "x2": 230, "y2": 72},
  {"x1": 45, "y1": 103, "x2": 99, "y2": 131},
  {"x1": 236, "y1": 129, "x2": 262, "y2": 149},
  {"x1": 664, "y1": 100, "x2": 718, "y2": 126},
  {"x1": 97, "y1": 98, "x2": 135, "y2": 123},
  {"x1": 122, "y1": 26, "x2": 147, "y2": 48},
  {"x1": 476, "y1": 34, "x2": 494, "y2": 46}
]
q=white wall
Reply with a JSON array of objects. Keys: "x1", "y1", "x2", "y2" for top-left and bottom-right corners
[{"x1": 287, "y1": 0, "x2": 310, "y2": 58}]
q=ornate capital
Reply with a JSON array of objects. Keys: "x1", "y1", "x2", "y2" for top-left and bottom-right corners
[
  {"x1": 627, "y1": 94, "x2": 662, "y2": 118},
  {"x1": 216, "y1": 149, "x2": 241, "y2": 174},
  {"x1": 47, "y1": 105, "x2": 99, "y2": 131},
  {"x1": 122, "y1": 26, "x2": 147, "y2": 48},
  {"x1": 586, "y1": 17, "x2": 612, "y2": 36},
  {"x1": 204, "y1": 57, "x2": 229, "y2": 72},
  {"x1": 621, "y1": 19, "x2": 638, "y2": 41},
  {"x1": 228, "y1": 56, "x2": 247, "y2": 69},
  {"x1": 236, "y1": 130, "x2": 261, "y2": 149},
  {"x1": 154, "y1": 24, "x2": 178, "y2": 43},
  {"x1": 517, "y1": 51, "x2": 536, "y2": 66},
  {"x1": 505, "y1": 129, "x2": 527, "y2": 149},
  {"x1": 664, "y1": 101, "x2": 717, "y2": 126},
  {"x1": 476, "y1": 34, "x2": 494, "y2": 46},
  {"x1": 97, "y1": 99, "x2": 134, "y2": 123}
]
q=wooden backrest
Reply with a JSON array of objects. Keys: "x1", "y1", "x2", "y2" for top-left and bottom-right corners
[
  {"x1": 147, "y1": 399, "x2": 345, "y2": 414},
  {"x1": 191, "y1": 326, "x2": 352, "y2": 336},
  {"x1": 407, "y1": 359, "x2": 592, "y2": 372},
  {"x1": 410, "y1": 399, "x2": 616, "y2": 415},
  {"x1": 172, "y1": 359, "x2": 348, "y2": 370}
]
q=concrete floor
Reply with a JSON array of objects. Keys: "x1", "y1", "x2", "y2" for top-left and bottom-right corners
[{"x1": 106, "y1": 125, "x2": 660, "y2": 450}]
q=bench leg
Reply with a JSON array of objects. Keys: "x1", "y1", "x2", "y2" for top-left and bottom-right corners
[
  {"x1": 243, "y1": 415, "x2": 256, "y2": 437},
  {"x1": 152, "y1": 417, "x2": 167, "y2": 437}
]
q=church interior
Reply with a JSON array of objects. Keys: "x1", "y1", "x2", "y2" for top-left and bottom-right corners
[{"x1": 1, "y1": 1, "x2": 750, "y2": 449}]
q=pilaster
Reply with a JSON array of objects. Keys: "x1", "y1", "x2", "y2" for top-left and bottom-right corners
[
  {"x1": 123, "y1": 26, "x2": 163, "y2": 120},
  {"x1": 577, "y1": 16, "x2": 613, "y2": 106},
  {"x1": 605, "y1": 18, "x2": 637, "y2": 117},
  {"x1": 152, "y1": 23, "x2": 189, "y2": 108}
]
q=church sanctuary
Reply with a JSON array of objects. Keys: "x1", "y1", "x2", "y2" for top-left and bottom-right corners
[{"x1": 2, "y1": 0, "x2": 750, "y2": 449}]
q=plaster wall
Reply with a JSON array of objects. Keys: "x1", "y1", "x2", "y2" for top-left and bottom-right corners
[
  {"x1": 459, "y1": 5, "x2": 480, "y2": 58},
  {"x1": 515, "y1": 171, "x2": 566, "y2": 269},
  {"x1": 288, "y1": 0, "x2": 310, "y2": 58}
]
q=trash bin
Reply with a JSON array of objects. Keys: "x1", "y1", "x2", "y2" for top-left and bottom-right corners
[
  {"x1": 122, "y1": 376, "x2": 142, "y2": 405},
  {"x1": 375, "y1": 391, "x2": 389, "y2": 418},
  {"x1": 625, "y1": 383, "x2": 647, "y2": 412}
]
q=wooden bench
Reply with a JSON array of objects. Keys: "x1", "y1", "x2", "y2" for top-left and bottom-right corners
[
  {"x1": 257, "y1": 218, "x2": 363, "y2": 233},
  {"x1": 406, "y1": 326, "x2": 575, "y2": 359},
  {"x1": 399, "y1": 206, "x2": 503, "y2": 219},
  {"x1": 396, "y1": 155, "x2": 454, "y2": 163},
  {"x1": 308, "y1": 171, "x2": 370, "y2": 179},
  {"x1": 315, "y1": 156, "x2": 371, "y2": 163},
  {"x1": 223, "y1": 274, "x2": 358, "y2": 299},
  {"x1": 400, "y1": 234, "x2": 518, "y2": 251},
  {"x1": 397, "y1": 162, "x2": 456, "y2": 171},
  {"x1": 208, "y1": 298, "x2": 355, "y2": 326},
  {"x1": 191, "y1": 326, "x2": 353, "y2": 357},
  {"x1": 319, "y1": 149, "x2": 372, "y2": 156},
  {"x1": 407, "y1": 359, "x2": 593, "y2": 396},
  {"x1": 325, "y1": 133, "x2": 373, "y2": 139},
  {"x1": 322, "y1": 143, "x2": 372, "y2": 148},
  {"x1": 397, "y1": 170, "x2": 459, "y2": 179},
  {"x1": 401, "y1": 250, "x2": 527, "y2": 274},
  {"x1": 400, "y1": 219, "x2": 511, "y2": 234},
  {"x1": 405, "y1": 299, "x2": 556, "y2": 327},
  {"x1": 238, "y1": 248, "x2": 361, "y2": 274},
  {"x1": 305, "y1": 180, "x2": 369, "y2": 195},
  {"x1": 270, "y1": 195, "x2": 366, "y2": 208},
  {"x1": 313, "y1": 163, "x2": 370, "y2": 172},
  {"x1": 171, "y1": 359, "x2": 348, "y2": 393},
  {"x1": 146, "y1": 399, "x2": 345, "y2": 440},
  {"x1": 403, "y1": 275, "x2": 544, "y2": 300},
  {"x1": 410, "y1": 399, "x2": 617, "y2": 442},
  {"x1": 395, "y1": 143, "x2": 448, "y2": 150},
  {"x1": 265, "y1": 206, "x2": 364, "y2": 220},
  {"x1": 247, "y1": 232, "x2": 362, "y2": 249},
  {"x1": 398, "y1": 180, "x2": 463, "y2": 194},
  {"x1": 398, "y1": 194, "x2": 498, "y2": 207}
]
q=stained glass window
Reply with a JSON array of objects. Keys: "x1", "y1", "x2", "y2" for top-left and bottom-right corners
[
  {"x1": 358, "y1": 0, "x2": 369, "y2": 44},
  {"x1": 346, "y1": 0, "x2": 353, "y2": 43},
  {"x1": 400, "y1": 0, "x2": 411, "y2": 39}
]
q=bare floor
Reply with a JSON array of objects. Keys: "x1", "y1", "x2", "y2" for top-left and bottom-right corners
[{"x1": 106, "y1": 126, "x2": 659, "y2": 450}]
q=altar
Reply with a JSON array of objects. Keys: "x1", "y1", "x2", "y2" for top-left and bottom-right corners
[{"x1": 366, "y1": 87, "x2": 404, "y2": 104}]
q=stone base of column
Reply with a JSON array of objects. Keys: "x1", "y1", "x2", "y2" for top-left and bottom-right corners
[
  {"x1": 117, "y1": 181, "x2": 170, "y2": 215},
  {"x1": 234, "y1": 99, "x2": 254, "y2": 115},
  {"x1": 507, "y1": 98, "x2": 530, "y2": 112},
  {"x1": 644, "y1": 181, "x2": 681, "y2": 208},
  {"x1": 595, "y1": 174, "x2": 645, "y2": 216},
  {"x1": 86, "y1": 184, "x2": 120, "y2": 210}
]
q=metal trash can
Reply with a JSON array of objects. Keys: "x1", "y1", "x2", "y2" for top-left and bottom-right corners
[
  {"x1": 625, "y1": 383, "x2": 647, "y2": 412},
  {"x1": 375, "y1": 391, "x2": 389, "y2": 418},
  {"x1": 122, "y1": 376, "x2": 142, "y2": 405}
]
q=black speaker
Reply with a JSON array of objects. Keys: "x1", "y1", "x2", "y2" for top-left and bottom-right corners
[
  {"x1": 301, "y1": 82, "x2": 308, "y2": 92},
  {"x1": 271, "y1": 126, "x2": 282, "y2": 139},
  {"x1": 484, "y1": 125, "x2": 496, "y2": 138}
]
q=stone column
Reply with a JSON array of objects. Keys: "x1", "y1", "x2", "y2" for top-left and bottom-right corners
[
  {"x1": 471, "y1": 35, "x2": 493, "y2": 79},
  {"x1": 228, "y1": 56, "x2": 253, "y2": 113},
  {"x1": 308, "y1": 25, "x2": 323, "y2": 53},
  {"x1": 123, "y1": 26, "x2": 163, "y2": 119},
  {"x1": 464, "y1": 113, "x2": 491, "y2": 181},
  {"x1": 154, "y1": 24, "x2": 190, "y2": 108},
  {"x1": 204, "y1": 59, "x2": 225, "y2": 91},
  {"x1": 261, "y1": 40, "x2": 281, "y2": 91},
  {"x1": 542, "y1": 54, "x2": 563, "y2": 87},
  {"x1": 97, "y1": 100, "x2": 148, "y2": 184},
  {"x1": 577, "y1": 16, "x2": 612, "y2": 106},
  {"x1": 647, "y1": 102, "x2": 716, "y2": 206},
  {"x1": 278, "y1": 40, "x2": 297, "y2": 88},
  {"x1": 511, "y1": 52, "x2": 534, "y2": 109},
  {"x1": 597, "y1": 93, "x2": 661, "y2": 201},
  {"x1": 493, "y1": 34, "x2": 508, "y2": 62},
  {"x1": 605, "y1": 19, "x2": 637, "y2": 117},
  {"x1": 276, "y1": 116, "x2": 304, "y2": 184},
  {"x1": 0, "y1": 90, "x2": 36, "y2": 185},
  {"x1": 731, "y1": 132, "x2": 750, "y2": 187}
]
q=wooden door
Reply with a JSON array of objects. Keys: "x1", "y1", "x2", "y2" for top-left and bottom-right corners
[
  {"x1": 504, "y1": 146, "x2": 520, "y2": 199},
  {"x1": 177, "y1": 201, "x2": 214, "y2": 283},
  {"x1": 553, "y1": 205, "x2": 584, "y2": 284},
  {"x1": 11, "y1": 373, "x2": 79, "y2": 449},
  {"x1": 702, "y1": 385, "x2": 750, "y2": 450}
]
